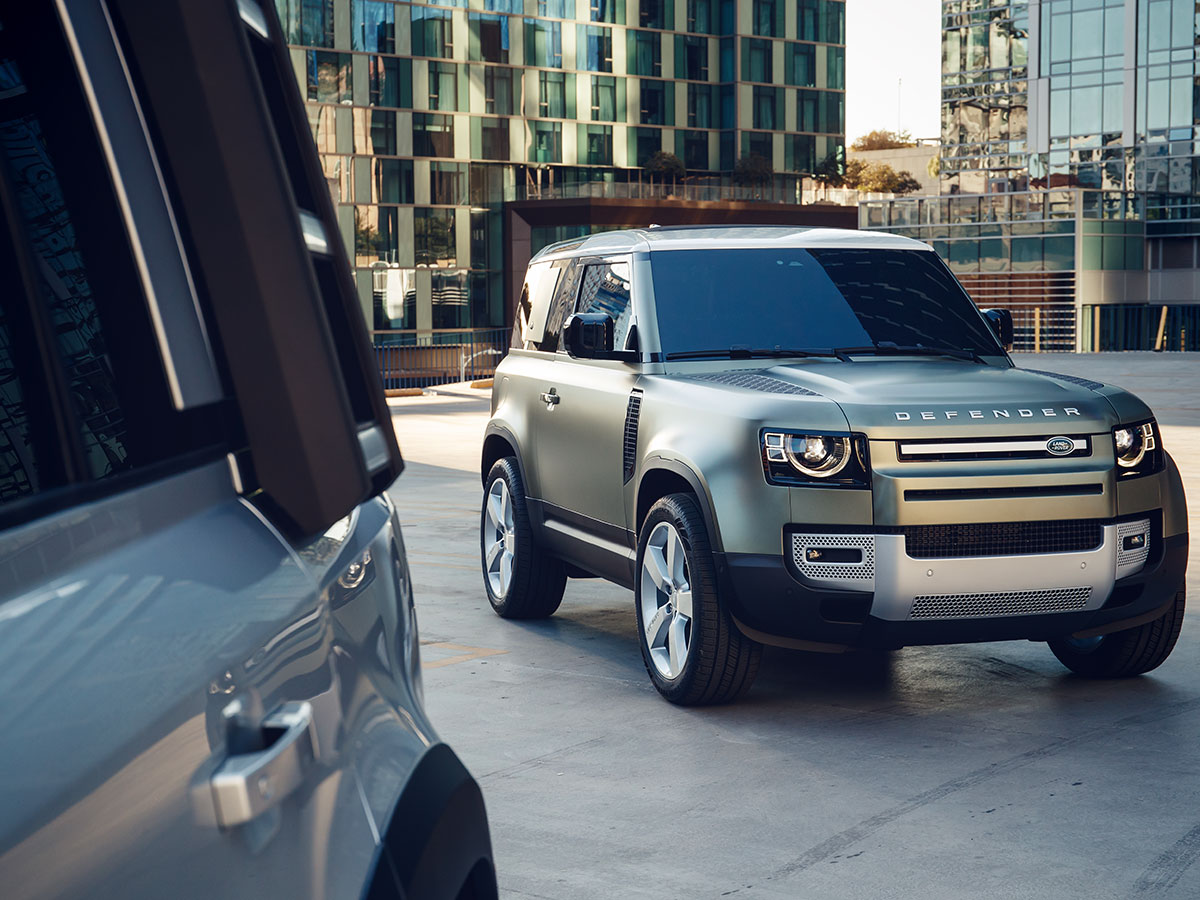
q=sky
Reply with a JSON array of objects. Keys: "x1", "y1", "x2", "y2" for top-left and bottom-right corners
[{"x1": 845, "y1": 0, "x2": 942, "y2": 143}]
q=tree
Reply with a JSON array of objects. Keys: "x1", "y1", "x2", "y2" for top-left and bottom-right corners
[
  {"x1": 842, "y1": 161, "x2": 922, "y2": 194},
  {"x1": 644, "y1": 150, "x2": 685, "y2": 182},
  {"x1": 811, "y1": 150, "x2": 845, "y2": 188},
  {"x1": 850, "y1": 129, "x2": 916, "y2": 151},
  {"x1": 733, "y1": 153, "x2": 774, "y2": 186}
]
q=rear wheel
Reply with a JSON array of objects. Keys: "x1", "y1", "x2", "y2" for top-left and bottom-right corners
[
  {"x1": 481, "y1": 458, "x2": 565, "y2": 619},
  {"x1": 1048, "y1": 591, "x2": 1185, "y2": 678},
  {"x1": 635, "y1": 493, "x2": 761, "y2": 704}
]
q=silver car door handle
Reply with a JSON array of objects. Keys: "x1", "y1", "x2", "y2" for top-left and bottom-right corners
[
  {"x1": 541, "y1": 388, "x2": 560, "y2": 406},
  {"x1": 210, "y1": 701, "x2": 315, "y2": 827}
]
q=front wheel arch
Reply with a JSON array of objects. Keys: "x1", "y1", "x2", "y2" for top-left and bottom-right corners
[{"x1": 635, "y1": 460, "x2": 722, "y2": 552}]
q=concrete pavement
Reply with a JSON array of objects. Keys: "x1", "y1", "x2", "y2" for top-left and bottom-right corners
[{"x1": 388, "y1": 354, "x2": 1200, "y2": 900}]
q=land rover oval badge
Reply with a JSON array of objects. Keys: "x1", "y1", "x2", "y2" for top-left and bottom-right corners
[{"x1": 1046, "y1": 436, "x2": 1075, "y2": 455}]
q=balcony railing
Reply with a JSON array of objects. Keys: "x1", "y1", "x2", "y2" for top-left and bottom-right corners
[{"x1": 372, "y1": 328, "x2": 510, "y2": 390}]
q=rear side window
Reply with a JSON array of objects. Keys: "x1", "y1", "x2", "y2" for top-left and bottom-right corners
[
  {"x1": 512, "y1": 261, "x2": 559, "y2": 349},
  {"x1": 577, "y1": 261, "x2": 632, "y2": 349},
  {"x1": 538, "y1": 260, "x2": 583, "y2": 353}
]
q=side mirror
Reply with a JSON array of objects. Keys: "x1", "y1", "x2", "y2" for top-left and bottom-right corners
[
  {"x1": 564, "y1": 313, "x2": 614, "y2": 358},
  {"x1": 982, "y1": 308, "x2": 1014, "y2": 350}
]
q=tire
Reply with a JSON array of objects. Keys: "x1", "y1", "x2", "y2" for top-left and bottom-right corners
[
  {"x1": 1048, "y1": 591, "x2": 1185, "y2": 678},
  {"x1": 634, "y1": 493, "x2": 762, "y2": 704},
  {"x1": 481, "y1": 457, "x2": 566, "y2": 619}
]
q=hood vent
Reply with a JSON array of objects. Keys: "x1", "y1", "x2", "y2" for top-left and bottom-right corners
[
  {"x1": 1021, "y1": 368, "x2": 1104, "y2": 391},
  {"x1": 687, "y1": 371, "x2": 819, "y2": 396}
]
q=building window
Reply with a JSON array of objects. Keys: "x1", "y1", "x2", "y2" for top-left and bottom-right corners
[
  {"x1": 628, "y1": 29, "x2": 662, "y2": 77},
  {"x1": 686, "y1": 0, "x2": 713, "y2": 33},
  {"x1": 430, "y1": 162, "x2": 468, "y2": 205},
  {"x1": 415, "y1": 208, "x2": 456, "y2": 266},
  {"x1": 798, "y1": 0, "x2": 844, "y2": 44},
  {"x1": 531, "y1": 121, "x2": 562, "y2": 162},
  {"x1": 681, "y1": 35, "x2": 708, "y2": 81},
  {"x1": 469, "y1": 13, "x2": 510, "y2": 63},
  {"x1": 413, "y1": 113, "x2": 455, "y2": 157},
  {"x1": 640, "y1": 0, "x2": 666, "y2": 29},
  {"x1": 580, "y1": 25, "x2": 614, "y2": 72},
  {"x1": 524, "y1": 19, "x2": 563, "y2": 67},
  {"x1": 537, "y1": 0, "x2": 574, "y2": 17},
  {"x1": 479, "y1": 118, "x2": 510, "y2": 160},
  {"x1": 306, "y1": 51, "x2": 350, "y2": 103},
  {"x1": 797, "y1": 88, "x2": 842, "y2": 133},
  {"x1": 590, "y1": 0, "x2": 621, "y2": 24},
  {"x1": 786, "y1": 42, "x2": 815, "y2": 86},
  {"x1": 743, "y1": 38, "x2": 771, "y2": 83},
  {"x1": 412, "y1": 7, "x2": 454, "y2": 58},
  {"x1": 581, "y1": 124, "x2": 613, "y2": 164},
  {"x1": 681, "y1": 130, "x2": 708, "y2": 170},
  {"x1": 352, "y1": 0, "x2": 394, "y2": 53},
  {"x1": 295, "y1": 0, "x2": 334, "y2": 47},
  {"x1": 753, "y1": 85, "x2": 778, "y2": 130},
  {"x1": 753, "y1": 0, "x2": 780, "y2": 37},
  {"x1": 539, "y1": 71, "x2": 567, "y2": 117},
  {"x1": 591, "y1": 75, "x2": 617, "y2": 121},
  {"x1": 640, "y1": 79, "x2": 667, "y2": 125},
  {"x1": 787, "y1": 133, "x2": 816, "y2": 172},
  {"x1": 374, "y1": 159, "x2": 414, "y2": 204},
  {"x1": 747, "y1": 131, "x2": 772, "y2": 160},
  {"x1": 632, "y1": 127, "x2": 661, "y2": 166},
  {"x1": 485, "y1": 67, "x2": 514, "y2": 115},
  {"x1": 369, "y1": 56, "x2": 408, "y2": 107},
  {"x1": 687, "y1": 83, "x2": 712, "y2": 128},
  {"x1": 428, "y1": 62, "x2": 459, "y2": 111}
]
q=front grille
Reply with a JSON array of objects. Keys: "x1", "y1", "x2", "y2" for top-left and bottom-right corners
[
  {"x1": 903, "y1": 520, "x2": 1104, "y2": 558},
  {"x1": 910, "y1": 587, "x2": 1092, "y2": 620}
]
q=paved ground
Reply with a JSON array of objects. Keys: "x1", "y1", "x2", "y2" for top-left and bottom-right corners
[{"x1": 388, "y1": 354, "x2": 1200, "y2": 900}]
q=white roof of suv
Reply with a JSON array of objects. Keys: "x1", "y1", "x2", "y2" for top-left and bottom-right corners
[{"x1": 530, "y1": 225, "x2": 931, "y2": 261}]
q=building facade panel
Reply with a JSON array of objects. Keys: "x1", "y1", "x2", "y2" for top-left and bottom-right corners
[{"x1": 282, "y1": 0, "x2": 846, "y2": 335}]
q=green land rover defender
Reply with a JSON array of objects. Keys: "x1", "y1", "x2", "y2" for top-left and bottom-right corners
[{"x1": 479, "y1": 226, "x2": 1189, "y2": 705}]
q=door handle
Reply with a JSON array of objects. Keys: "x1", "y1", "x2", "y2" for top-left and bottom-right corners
[
  {"x1": 210, "y1": 701, "x2": 315, "y2": 827},
  {"x1": 541, "y1": 387, "x2": 560, "y2": 407}
]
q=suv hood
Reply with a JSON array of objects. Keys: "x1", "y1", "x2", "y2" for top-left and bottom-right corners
[{"x1": 726, "y1": 359, "x2": 1135, "y2": 437}]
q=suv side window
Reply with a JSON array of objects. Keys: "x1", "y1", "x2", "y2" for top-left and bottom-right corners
[
  {"x1": 577, "y1": 261, "x2": 633, "y2": 349},
  {"x1": 512, "y1": 261, "x2": 560, "y2": 349},
  {"x1": 0, "y1": 10, "x2": 227, "y2": 528},
  {"x1": 538, "y1": 259, "x2": 583, "y2": 354}
]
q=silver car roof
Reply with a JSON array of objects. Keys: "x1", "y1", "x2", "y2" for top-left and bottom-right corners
[{"x1": 528, "y1": 225, "x2": 932, "y2": 263}]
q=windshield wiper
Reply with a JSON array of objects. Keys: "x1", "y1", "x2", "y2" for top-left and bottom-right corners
[
  {"x1": 665, "y1": 346, "x2": 837, "y2": 361},
  {"x1": 831, "y1": 343, "x2": 987, "y2": 364}
]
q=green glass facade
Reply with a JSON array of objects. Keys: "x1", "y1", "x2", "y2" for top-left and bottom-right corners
[
  {"x1": 280, "y1": 0, "x2": 846, "y2": 333},
  {"x1": 861, "y1": 0, "x2": 1200, "y2": 351}
]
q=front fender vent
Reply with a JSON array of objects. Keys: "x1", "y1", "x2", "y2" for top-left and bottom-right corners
[{"x1": 623, "y1": 390, "x2": 643, "y2": 483}]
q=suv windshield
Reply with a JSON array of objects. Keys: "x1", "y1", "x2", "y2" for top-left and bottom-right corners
[{"x1": 650, "y1": 247, "x2": 1004, "y2": 359}]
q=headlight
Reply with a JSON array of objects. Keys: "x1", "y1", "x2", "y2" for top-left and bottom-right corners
[
  {"x1": 1112, "y1": 420, "x2": 1162, "y2": 477},
  {"x1": 762, "y1": 430, "x2": 871, "y2": 487}
]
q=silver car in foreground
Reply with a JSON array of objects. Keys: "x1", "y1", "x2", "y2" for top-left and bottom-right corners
[
  {"x1": 482, "y1": 226, "x2": 1188, "y2": 704},
  {"x1": 0, "y1": 1, "x2": 495, "y2": 897}
]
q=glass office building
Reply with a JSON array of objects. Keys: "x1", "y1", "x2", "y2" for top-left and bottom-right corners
[
  {"x1": 860, "y1": 0, "x2": 1200, "y2": 351},
  {"x1": 279, "y1": 0, "x2": 847, "y2": 334}
]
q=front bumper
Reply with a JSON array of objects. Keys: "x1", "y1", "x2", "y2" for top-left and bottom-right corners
[{"x1": 716, "y1": 524, "x2": 1187, "y2": 650}]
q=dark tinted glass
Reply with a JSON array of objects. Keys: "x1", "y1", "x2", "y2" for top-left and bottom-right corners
[
  {"x1": 0, "y1": 298, "x2": 36, "y2": 501},
  {"x1": 650, "y1": 248, "x2": 1003, "y2": 356},
  {"x1": 0, "y1": 65, "x2": 129, "y2": 480}
]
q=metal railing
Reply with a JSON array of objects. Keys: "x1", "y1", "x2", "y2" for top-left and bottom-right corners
[{"x1": 371, "y1": 327, "x2": 510, "y2": 390}]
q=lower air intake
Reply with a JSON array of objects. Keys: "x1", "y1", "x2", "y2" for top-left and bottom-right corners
[{"x1": 909, "y1": 587, "x2": 1091, "y2": 620}]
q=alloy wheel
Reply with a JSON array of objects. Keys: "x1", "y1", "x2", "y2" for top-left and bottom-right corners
[
  {"x1": 639, "y1": 521, "x2": 693, "y2": 679},
  {"x1": 484, "y1": 478, "x2": 515, "y2": 598}
]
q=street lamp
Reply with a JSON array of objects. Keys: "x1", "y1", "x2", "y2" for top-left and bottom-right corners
[{"x1": 460, "y1": 348, "x2": 502, "y2": 384}]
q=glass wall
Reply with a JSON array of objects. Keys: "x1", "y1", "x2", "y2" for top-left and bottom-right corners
[{"x1": 283, "y1": 0, "x2": 846, "y2": 332}]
